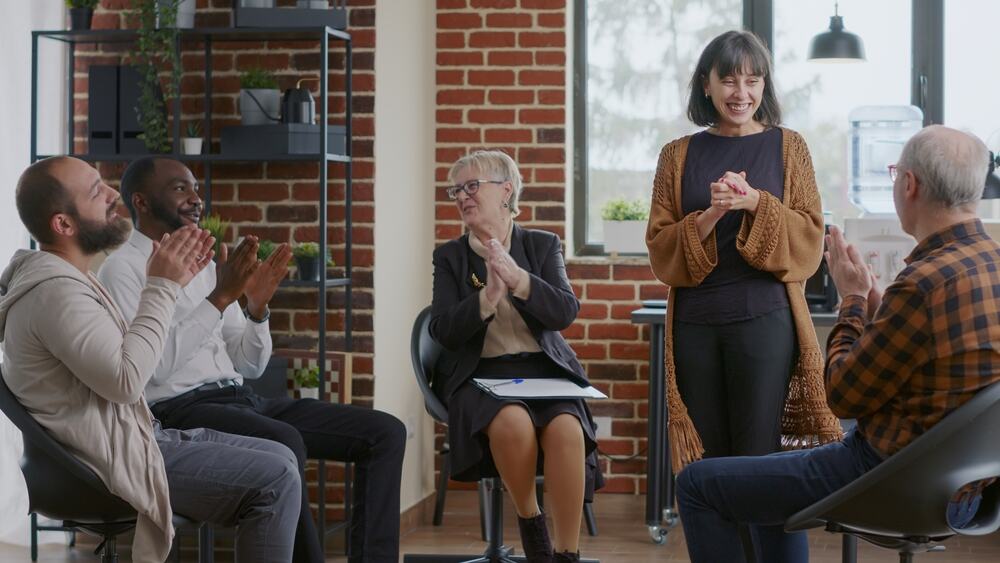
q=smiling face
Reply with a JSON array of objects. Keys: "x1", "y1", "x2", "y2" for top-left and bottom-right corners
[
  {"x1": 452, "y1": 164, "x2": 513, "y2": 238},
  {"x1": 704, "y1": 66, "x2": 764, "y2": 135},
  {"x1": 140, "y1": 159, "x2": 203, "y2": 232},
  {"x1": 49, "y1": 158, "x2": 131, "y2": 254}
]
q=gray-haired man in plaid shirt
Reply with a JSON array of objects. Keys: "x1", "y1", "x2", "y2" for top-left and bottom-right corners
[{"x1": 675, "y1": 125, "x2": 1000, "y2": 563}]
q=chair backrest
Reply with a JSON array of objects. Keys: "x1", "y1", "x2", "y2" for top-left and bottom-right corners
[
  {"x1": 0, "y1": 365, "x2": 134, "y2": 522},
  {"x1": 245, "y1": 355, "x2": 290, "y2": 399},
  {"x1": 410, "y1": 305, "x2": 448, "y2": 423},
  {"x1": 786, "y1": 380, "x2": 1000, "y2": 539}
]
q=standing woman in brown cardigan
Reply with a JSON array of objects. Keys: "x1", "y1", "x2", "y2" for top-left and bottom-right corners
[{"x1": 645, "y1": 31, "x2": 841, "y2": 559}]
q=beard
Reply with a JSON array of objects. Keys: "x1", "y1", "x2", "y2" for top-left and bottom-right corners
[
  {"x1": 148, "y1": 195, "x2": 188, "y2": 231},
  {"x1": 73, "y1": 212, "x2": 132, "y2": 254}
]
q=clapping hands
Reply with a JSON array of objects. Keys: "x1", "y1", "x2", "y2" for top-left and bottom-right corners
[{"x1": 483, "y1": 239, "x2": 524, "y2": 307}]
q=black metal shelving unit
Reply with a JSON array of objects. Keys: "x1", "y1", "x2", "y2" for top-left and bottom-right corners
[{"x1": 30, "y1": 25, "x2": 354, "y2": 550}]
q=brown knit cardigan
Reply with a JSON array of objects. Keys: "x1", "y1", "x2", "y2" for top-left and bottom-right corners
[{"x1": 645, "y1": 127, "x2": 843, "y2": 472}]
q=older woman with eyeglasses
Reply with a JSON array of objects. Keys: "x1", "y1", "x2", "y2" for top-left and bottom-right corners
[{"x1": 429, "y1": 150, "x2": 601, "y2": 563}]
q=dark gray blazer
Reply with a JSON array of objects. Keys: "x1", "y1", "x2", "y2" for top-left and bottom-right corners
[{"x1": 429, "y1": 224, "x2": 587, "y2": 401}]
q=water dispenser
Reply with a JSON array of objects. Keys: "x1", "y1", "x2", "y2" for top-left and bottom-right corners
[{"x1": 848, "y1": 105, "x2": 923, "y2": 215}]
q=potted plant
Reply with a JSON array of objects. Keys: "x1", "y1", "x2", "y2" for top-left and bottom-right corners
[
  {"x1": 239, "y1": 68, "x2": 280, "y2": 126},
  {"x1": 257, "y1": 239, "x2": 276, "y2": 261},
  {"x1": 293, "y1": 365, "x2": 320, "y2": 400},
  {"x1": 292, "y1": 242, "x2": 335, "y2": 281},
  {"x1": 199, "y1": 214, "x2": 229, "y2": 254},
  {"x1": 182, "y1": 121, "x2": 202, "y2": 155},
  {"x1": 66, "y1": 0, "x2": 99, "y2": 30},
  {"x1": 601, "y1": 196, "x2": 649, "y2": 255},
  {"x1": 132, "y1": 0, "x2": 182, "y2": 153}
]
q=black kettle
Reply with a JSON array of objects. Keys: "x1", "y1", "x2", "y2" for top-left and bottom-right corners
[{"x1": 281, "y1": 78, "x2": 317, "y2": 124}]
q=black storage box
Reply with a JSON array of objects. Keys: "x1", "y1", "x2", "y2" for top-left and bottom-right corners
[
  {"x1": 221, "y1": 123, "x2": 347, "y2": 157},
  {"x1": 233, "y1": 6, "x2": 347, "y2": 30}
]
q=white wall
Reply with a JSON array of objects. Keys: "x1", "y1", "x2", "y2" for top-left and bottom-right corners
[
  {"x1": 373, "y1": 0, "x2": 436, "y2": 513},
  {"x1": 0, "y1": 1, "x2": 66, "y2": 547}
]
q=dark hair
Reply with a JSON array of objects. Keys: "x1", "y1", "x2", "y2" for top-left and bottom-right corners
[
  {"x1": 15, "y1": 157, "x2": 75, "y2": 245},
  {"x1": 687, "y1": 30, "x2": 781, "y2": 128},
  {"x1": 119, "y1": 156, "x2": 168, "y2": 223}
]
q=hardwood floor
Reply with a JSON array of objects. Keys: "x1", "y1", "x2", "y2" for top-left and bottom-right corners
[{"x1": 5, "y1": 491, "x2": 1000, "y2": 561}]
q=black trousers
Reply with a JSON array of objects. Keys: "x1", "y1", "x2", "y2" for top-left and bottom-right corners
[
  {"x1": 673, "y1": 306, "x2": 796, "y2": 561},
  {"x1": 151, "y1": 385, "x2": 406, "y2": 563},
  {"x1": 673, "y1": 306, "x2": 796, "y2": 458}
]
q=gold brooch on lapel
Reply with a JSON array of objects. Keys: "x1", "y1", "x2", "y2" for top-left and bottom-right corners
[{"x1": 471, "y1": 273, "x2": 485, "y2": 288}]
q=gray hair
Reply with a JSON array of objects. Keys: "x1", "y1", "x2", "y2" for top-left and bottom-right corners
[
  {"x1": 898, "y1": 125, "x2": 989, "y2": 208},
  {"x1": 447, "y1": 150, "x2": 523, "y2": 216}
]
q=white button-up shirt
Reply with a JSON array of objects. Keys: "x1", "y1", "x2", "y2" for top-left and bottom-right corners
[{"x1": 98, "y1": 230, "x2": 272, "y2": 403}]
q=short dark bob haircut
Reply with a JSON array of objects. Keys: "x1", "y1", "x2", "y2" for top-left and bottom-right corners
[{"x1": 687, "y1": 30, "x2": 781, "y2": 128}]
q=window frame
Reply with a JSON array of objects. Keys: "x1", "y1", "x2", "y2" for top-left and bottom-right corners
[{"x1": 571, "y1": 0, "x2": 944, "y2": 256}]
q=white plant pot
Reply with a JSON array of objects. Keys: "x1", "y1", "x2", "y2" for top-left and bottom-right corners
[
  {"x1": 299, "y1": 387, "x2": 319, "y2": 400},
  {"x1": 239, "y1": 89, "x2": 280, "y2": 126},
  {"x1": 182, "y1": 137, "x2": 203, "y2": 155},
  {"x1": 603, "y1": 220, "x2": 647, "y2": 255},
  {"x1": 297, "y1": 0, "x2": 329, "y2": 7},
  {"x1": 241, "y1": 0, "x2": 276, "y2": 7},
  {"x1": 156, "y1": 0, "x2": 196, "y2": 28}
]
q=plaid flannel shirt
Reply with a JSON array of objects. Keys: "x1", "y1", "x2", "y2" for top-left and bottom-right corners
[{"x1": 826, "y1": 219, "x2": 1000, "y2": 458}]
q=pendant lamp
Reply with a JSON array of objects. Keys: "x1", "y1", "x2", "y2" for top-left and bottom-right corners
[{"x1": 808, "y1": 2, "x2": 866, "y2": 62}]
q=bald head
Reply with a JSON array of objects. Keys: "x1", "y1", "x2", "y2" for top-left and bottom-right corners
[
  {"x1": 898, "y1": 125, "x2": 990, "y2": 209},
  {"x1": 15, "y1": 156, "x2": 80, "y2": 244}
]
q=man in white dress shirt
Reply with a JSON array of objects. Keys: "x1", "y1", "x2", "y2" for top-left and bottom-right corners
[{"x1": 99, "y1": 157, "x2": 405, "y2": 563}]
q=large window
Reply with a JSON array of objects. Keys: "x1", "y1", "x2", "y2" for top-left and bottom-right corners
[
  {"x1": 574, "y1": 0, "x2": 996, "y2": 254},
  {"x1": 773, "y1": 0, "x2": 911, "y2": 223},
  {"x1": 578, "y1": 0, "x2": 740, "y2": 253}
]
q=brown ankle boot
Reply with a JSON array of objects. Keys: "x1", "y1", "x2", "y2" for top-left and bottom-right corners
[
  {"x1": 516, "y1": 512, "x2": 553, "y2": 563},
  {"x1": 552, "y1": 551, "x2": 580, "y2": 563}
]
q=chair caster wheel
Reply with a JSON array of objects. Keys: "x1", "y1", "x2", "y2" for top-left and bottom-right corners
[
  {"x1": 663, "y1": 508, "x2": 680, "y2": 528},
  {"x1": 649, "y1": 525, "x2": 668, "y2": 544}
]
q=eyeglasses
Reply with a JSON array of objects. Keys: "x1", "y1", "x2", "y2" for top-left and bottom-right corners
[
  {"x1": 888, "y1": 164, "x2": 898, "y2": 182},
  {"x1": 446, "y1": 179, "x2": 506, "y2": 200}
]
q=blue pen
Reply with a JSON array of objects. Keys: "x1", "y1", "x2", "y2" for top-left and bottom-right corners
[{"x1": 490, "y1": 378, "x2": 524, "y2": 390}]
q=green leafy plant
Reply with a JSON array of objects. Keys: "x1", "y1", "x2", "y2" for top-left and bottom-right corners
[
  {"x1": 185, "y1": 120, "x2": 201, "y2": 138},
  {"x1": 200, "y1": 214, "x2": 229, "y2": 253},
  {"x1": 257, "y1": 239, "x2": 275, "y2": 261},
  {"x1": 240, "y1": 68, "x2": 279, "y2": 90},
  {"x1": 292, "y1": 366, "x2": 320, "y2": 389},
  {"x1": 292, "y1": 242, "x2": 335, "y2": 266},
  {"x1": 66, "y1": 0, "x2": 100, "y2": 8},
  {"x1": 132, "y1": 0, "x2": 182, "y2": 153},
  {"x1": 600, "y1": 197, "x2": 649, "y2": 221}
]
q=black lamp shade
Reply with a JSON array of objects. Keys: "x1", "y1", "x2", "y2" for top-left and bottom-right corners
[{"x1": 808, "y1": 15, "x2": 866, "y2": 62}]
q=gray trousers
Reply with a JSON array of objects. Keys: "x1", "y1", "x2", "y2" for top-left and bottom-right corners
[{"x1": 155, "y1": 426, "x2": 301, "y2": 563}]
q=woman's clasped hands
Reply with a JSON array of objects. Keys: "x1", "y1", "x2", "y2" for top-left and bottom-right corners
[{"x1": 710, "y1": 170, "x2": 761, "y2": 214}]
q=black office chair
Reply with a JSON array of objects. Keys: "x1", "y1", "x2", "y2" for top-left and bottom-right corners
[
  {"x1": 785, "y1": 380, "x2": 1000, "y2": 563},
  {"x1": 0, "y1": 368, "x2": 212, "y2": 563},
  {"x1": 403, "y1": 306, "x2": 598, "y2": 563}
]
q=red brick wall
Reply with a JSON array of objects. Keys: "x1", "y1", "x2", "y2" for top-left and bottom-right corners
[
  {"x1": 74, "y1": 0, "x2": 374, "y2": 522},
  {"x1": 434, "y1": 0, "x2": 666, "y2": 494}
]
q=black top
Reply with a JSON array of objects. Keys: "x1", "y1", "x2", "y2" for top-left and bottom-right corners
[{"x1": 674, "y1": 128, "x2": 789, "y2": 325}]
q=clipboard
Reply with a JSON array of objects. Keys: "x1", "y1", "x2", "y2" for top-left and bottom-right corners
[{"x1": 472, "y1": 377, "x2": 608, "y2": 400}]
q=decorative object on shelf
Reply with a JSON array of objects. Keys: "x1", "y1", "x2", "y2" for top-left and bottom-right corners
[
  {"x1": 171, "y1": 0, "x2": 196, "y2": 28},
  {"x1": 232, "y1": 0, "x2": 346, "y2": 29},
  {"x1": 66, "y1": 0, "x2": 98, "y2": 31},
  {"x1": 221, "y1": 123, "x2": 346, "y2": 157},
  {"x1": 292, "y1": 365, "x2": 320, "y2": 400},
  {"x1": 87, "y1": 65, "x2": 151, "y2": 155},
  {"x1": 132, "y1": 0, "x2": 182, "y2": 153},
  {"x1": 200, "y1": 214, "x2": 230, "y2": 254},
  {"x1": 181, "y1": 121, "x2": 203, "y2": 155},
  {"x1": 239, "y1": 0, "x2": 275, "y2": 7},
  {"x1": 292, "y1": 242, "x2": 334, "y2": 281},
  {"x1": 601, "y1": 196, "x2": 649, "y2": 255},
  {"x1": 282, "y1": 78, "x2": 318, "y2": 124},
  {"x1": 808, "y1": 1, "x2": 866, "y2": 62},
  {"x1": 257, "y1": 239, "x2": 276, "y2": 261},
  {"x1": 239, "y1": 67, "x2": 280, "y2": 126}
]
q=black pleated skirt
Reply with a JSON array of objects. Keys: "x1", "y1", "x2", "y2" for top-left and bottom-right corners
[{"x1": 447, "y1": 352, "x2": 604, "y2": 501}]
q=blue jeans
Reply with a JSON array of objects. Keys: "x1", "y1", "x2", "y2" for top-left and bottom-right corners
[{"x1": 676, "y1": 429, "x2": 884, "y2": 563}]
